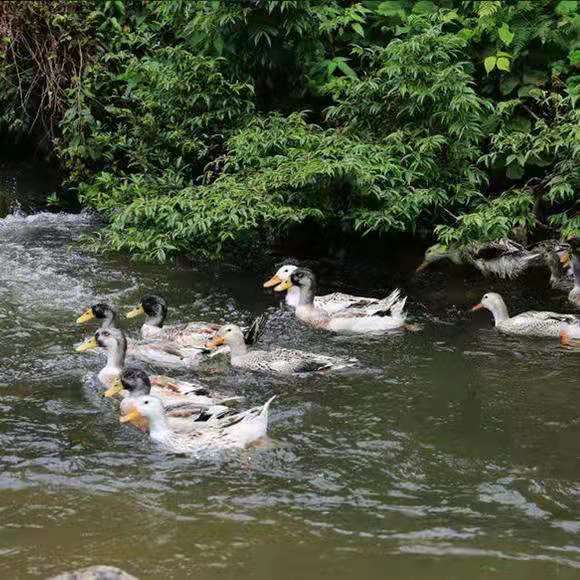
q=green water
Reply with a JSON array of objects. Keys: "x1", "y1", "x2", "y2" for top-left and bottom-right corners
[{"x1": 0, "y1": 210, "x2": 578, "y2": 579}]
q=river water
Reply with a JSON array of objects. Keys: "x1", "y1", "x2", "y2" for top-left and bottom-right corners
[{"x1": 0, "y1": 209, "x2": 578, "y2": 579}]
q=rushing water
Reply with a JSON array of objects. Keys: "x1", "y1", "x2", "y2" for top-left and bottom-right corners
[{"x1": 0, "y1": 209, "x2": 578, "y2": 580}]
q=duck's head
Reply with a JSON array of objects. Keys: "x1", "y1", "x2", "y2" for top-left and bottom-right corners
[
  {"x1": 120, "y1": 395, "x2": 165, "y2": 430},
  {"x1": 126, "y1": 295, "x2": 168, "y2": 326},
  {"x1": 471, "y1": 292, "x2": 504, "y2": 313},
  {"x1": 76, "y1": 303, "x2": 118, "y2": 327},
  {"x1": 263, "y1": 264, "x2": 299, "y2": 288},
  {"x1": 205, "y1": 324, "x2": 245, "y2": 349},
  {"x1": 273, "y1": 267, "x2": 316, "y2": 292},
  {"x1": 104, "y1": 367, "x2": 151, "y2": 399},
  {"x1": 76, "y1": 327, "x2": 127, "y2": 354},
  {"x1": 416, "y1": 244, "x2": 450, "y2": 272}
]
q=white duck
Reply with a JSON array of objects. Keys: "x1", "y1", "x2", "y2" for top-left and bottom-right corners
[
  {"x1": 120, "y1": 394, "x2": 276, "y2": 453},
  {"x1": 264, "y1": 263, "x2": 402, "y2": 315},
  {"x1": 206, "y1": 324, "x2": 356, "y2": 373},
  {"x1": 275, "y1": 268, "x2": 407, "y2": 333},
  {"x1": 471, "y1": 292, "x2": 577, "y2": 337}
]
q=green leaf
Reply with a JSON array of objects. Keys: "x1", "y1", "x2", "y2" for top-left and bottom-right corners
[
  {"x1": 352, "y1": 23, "x2": 365, "y2": 37},
  {"x1": 412, "y1": 1, "x2": 436, "y2": 14},
  {"x1": 523, "y1": 70, "x2": 546, "y2": 85},
  {"x1": 498, "y1": 23, "x2": 514, "y2": 46},
  {"x1": 506, "y1": 164, "x2": 524, "y2": 180},
  {"x1": 484, "y1": 56, "x2": 497, "y2": 73},
  {"x1": 555, "y1": 1, "x2": 577, "y2": 15},
  {"x1": 570, "y1": 49, "x2": 580, "y2": 66},
  {"x1": 458, "y1": 28, "x2": 475, "y2": 41},
  {"x1": 496, "y1": 57, "x2": 510, "y2": 71},
  {"x1": 442, "y1": 10, "x2": 460, "y2": 22},
  {"x1": 500, "y1": 75, "x2": 520, "y2": 95},
  {"x1": 336, "y1": 60, "x2": 358, "y2": 79},
  {"x1": 376, "y1": 1, "x2": 406, "y2": 18}
]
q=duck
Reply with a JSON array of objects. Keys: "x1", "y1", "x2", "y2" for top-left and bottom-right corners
[
  {"x1": 125, "y1": 295, "x2": 220, "y2": 347},
  {"x1": 470, "y1": 292, "x2": 577, "y2": 337},
  {"x1": 119, "y1": 394, "x2": 276, "y2": 453},
  {"x1": 74, "y1": 328, "x2": 223, "y2": 408},
  {"x1": 76, "y1": 304, "x2": 209, "y2": 368},
  {"x1": 264, "y1": 263, "x2": 403, "y2": 315},
  {"x1": 205, "y1": 324, "x2": 356, "y2": 373},
  {"x1": 417, "y1": 239, "x2": 543, "y2": 278},
  {"x1": 105, "y1": 368, "x2": 239, "y2": 433},
  {"x1": 559, "y1": 321, "x2": 580, "y2": 347},
  {"x1": 124, "y1": 294, "x2": 267, "y2": 348},
  {"x1": 274, "y1": 268, "x2": 407, "y2": 333}
]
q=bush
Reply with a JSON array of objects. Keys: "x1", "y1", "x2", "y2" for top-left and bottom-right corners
[{"x1": 0, "y1": 0, "x2": 577, "y2": 260}]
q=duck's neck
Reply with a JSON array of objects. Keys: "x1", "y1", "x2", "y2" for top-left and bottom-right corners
[
  {"x1": 148, "y1": 413, "x2": 171, "y2": 441},
  {"x1": 229, "y1": 340, "x2": 248, "y2": 358},
  {"x1": 285, "y1": 286, "x2": 301, "y2": 307},
  {"x1": 297, "y1": 285, "x2": 315, "y2": 306},
  {"x1": 488, "y1": 299, "x2": 510, "y2": 325},
  {"x1": 145, "y1": 312, "x2": 165, "y2": 328},
  {"x1": 105, "y1": 340, "x2": 126, "y2": 372},
  {"x1": 101, "y1": 311, "x2": 117, "y2": 329}
]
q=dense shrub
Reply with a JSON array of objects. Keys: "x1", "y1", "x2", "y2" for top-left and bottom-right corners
[{"x1": 0, "y1": 0, "x2": 578, "y2": 260}]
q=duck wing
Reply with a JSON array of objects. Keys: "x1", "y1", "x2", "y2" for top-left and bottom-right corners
[{"x1": 517, "y1": 311, "x2": 577, "y2": 323}]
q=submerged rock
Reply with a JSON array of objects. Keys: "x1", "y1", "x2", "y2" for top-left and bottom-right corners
[{"x1": 49, "y1": 566, "x2": 138, "y2": 580}]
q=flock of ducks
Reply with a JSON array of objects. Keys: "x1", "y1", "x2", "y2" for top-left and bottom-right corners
[{"x1": 74, "y1": 241, "x2": 579, "y2": 455}]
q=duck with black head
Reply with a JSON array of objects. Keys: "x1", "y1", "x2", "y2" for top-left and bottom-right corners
[
  {"x1": 274, "y1": 268, "x2": 408, "y2": 333},
  {"x1": 104, "y1": 368, "x2": 239, "y2": 433},
  {"x1": 125, "y1": 294, "x2": 220, "y2": 347}
]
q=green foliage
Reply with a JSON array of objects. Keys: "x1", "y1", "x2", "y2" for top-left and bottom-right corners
[{"x1": 0, "y1": 0, "x2": 578, "y2": 260}]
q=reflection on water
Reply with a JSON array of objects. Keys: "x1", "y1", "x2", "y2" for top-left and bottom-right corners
[{"x1": 0, "y1": 210, "x2": 578, "y2": 580}]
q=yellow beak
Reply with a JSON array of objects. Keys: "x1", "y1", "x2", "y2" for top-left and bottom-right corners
[
  {"x1": 126, "y1": 305, "x2": 145, "y2": 319},
  {"x1": 206, "y1": 336, "x2": 225, "y2": 349},
  {"x1": 76, "y1": 308, "x2": 95, "y2": 324},
  {"x1": 263, "y1": 275, "x2": 282, "y2": 288},
  {"x1": 560, "y1": 253, "x2": 571, "y2": 267},
  {"x1": 119, "y1": 408, "x2": 143, "y2": 424},
  {"x1": 76, "y1": 336, "x2": 98, "y2": 352},
  {"x1": 274, "y1": 278, "x2": 292, "y2": 292},
  {"x1": 104, "y1": 377, "x2": 123, "y2": 398},
  {"x1": 415, "y1": 261, "x2": 429, "y2": 272}
]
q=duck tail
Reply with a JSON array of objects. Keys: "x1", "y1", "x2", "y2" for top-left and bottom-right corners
[
  {"x1": 389, "y1": 294, "x2": 407, "y2": 321},
  {"x1": 244, "y1": 313, "x2": 267, "y2": 345},
  {"x1": 260, "y1": 395, "x2": 277, "y2": 419},
  {"x1": 366, "y1": 288, "x2": 401, "y2": 315}
]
